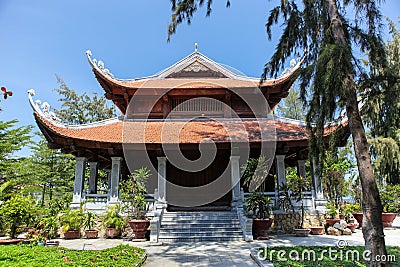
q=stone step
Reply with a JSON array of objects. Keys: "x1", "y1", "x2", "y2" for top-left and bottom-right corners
[
  {"x1": 164, "y1": 211, "x2": 236, "y2": 216},
  {"x1": 160, "y1": 227, "x2": 242, "y2": 233},
  {"x1": 160, "y1": 223, "x2": 241, "y2": 228},
  {"x1": 162, "y1": 214, "x2": 238, "y2": 218},
  {"x1": 158, "y1": 211, "x2": 243, "y2": 242},
  {"x1": 161, "y1": 220, "x2": 240, "y2": 225},
  {"x1": 159, "y1": 232, "x2": 242, "y2": 237},
  {"x1": 158, "y1": 236, "x2": 243, "y2": 242}
]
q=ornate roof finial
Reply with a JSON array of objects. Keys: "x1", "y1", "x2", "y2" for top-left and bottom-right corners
[{"x1": 194, "y1": 42, "x2": 198, "y2": 52}]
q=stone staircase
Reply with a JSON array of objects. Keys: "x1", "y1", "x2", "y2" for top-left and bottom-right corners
[{"x1": 158, "y1": 211, "x2": 244, "y2": 242}]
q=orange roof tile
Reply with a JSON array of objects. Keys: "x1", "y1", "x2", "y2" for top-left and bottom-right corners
[{"x1": 35, "y1": 112, "x2": 314, "y2": 145}]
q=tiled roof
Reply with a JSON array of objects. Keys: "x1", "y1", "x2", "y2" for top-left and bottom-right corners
[{"x1": 35, "y1": 112, "x2": 313, "y2": 145}]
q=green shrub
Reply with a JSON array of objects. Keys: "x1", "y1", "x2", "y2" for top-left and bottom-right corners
[
  {"x1": 59, "y1": 209, "x2": 83, "y2": 233},
  {"x1": 102, "y1": 204, "x2": 125, "y2": 231},
  {"x1": 245, "y1": 192, "x2": 272, "y2": 219},
  {"x1": 380, "y1": 184, "x2": 400, "y2": 213},
  {"x1": 0, "y1": 194, "x2": 35, "y2": 238}
]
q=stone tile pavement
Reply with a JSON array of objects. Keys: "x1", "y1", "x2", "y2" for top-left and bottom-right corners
[{"x1": 56, "y1": 216, "x2": 400, "y2": 267}]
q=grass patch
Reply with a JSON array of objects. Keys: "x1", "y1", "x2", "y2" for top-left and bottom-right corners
[
  {"x1": 257, "y1": 246, "x2": 400, "y2": 266},
  {"x1": 0, "y1": 244, "x2": 146, "y2": 267}
]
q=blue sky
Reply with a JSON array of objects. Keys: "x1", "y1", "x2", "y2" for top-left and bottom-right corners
[{"x1": 0, "y1": 0, "x2": 399, "y2": 137}]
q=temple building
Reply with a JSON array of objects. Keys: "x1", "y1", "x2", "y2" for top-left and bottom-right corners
[{"x1": 28, "y1": 47, "x2": 348, "y2": 241}]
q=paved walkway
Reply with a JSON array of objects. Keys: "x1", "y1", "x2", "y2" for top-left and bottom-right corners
[{"x1": 57, "y1": 222, "x2": 400, "y2": 267}]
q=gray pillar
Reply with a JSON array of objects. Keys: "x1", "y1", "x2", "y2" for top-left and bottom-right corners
[
  {"x1": 71, "y1": 157, "x2": 87, "y2": 208},
  {"x1": 312, "y1": 157, "x2": 323, "y2": 199},
  {"x1": 275, "y1": 155, "x2": 286, "y2": 188},
  {"x1": 108, "y1": 157, "x2": 122, "y2": 204},
  {"x1": 231, "y1": 155, "x2": 241, "y2": 207},
  {"x1": 157, "y1": 157, "x2": 167, "y2": 202},
  {"x1": 88, "y1": 162, "x2": 98, "y2": 194},
  {"x1": 297, "y1": 160, "x2": 306, "y2": 179}
]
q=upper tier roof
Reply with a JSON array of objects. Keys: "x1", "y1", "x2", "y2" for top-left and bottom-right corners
[{"x1": 86, "y1": 49, "x2": 304, "y2": 114}]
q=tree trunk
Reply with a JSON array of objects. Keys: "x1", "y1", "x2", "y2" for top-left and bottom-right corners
[{"x1": 325, "y1": 0, "x2": 389, "y2": 266}]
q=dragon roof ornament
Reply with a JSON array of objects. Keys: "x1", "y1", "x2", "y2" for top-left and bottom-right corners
[{"x1": 27, "y1": 89, "x2": 63, "y2": 125}]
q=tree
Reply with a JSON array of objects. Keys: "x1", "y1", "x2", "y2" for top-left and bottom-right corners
[
  {"x1": 30, "y1": 135, "x2": 75, "y2": 206},
  {"x1": 53, "y1": 75, "x2": 115, "y2": 124},
  {"x1": 167, "y1": 1, "x2": 389, "y2": 264},
  {"x1": 274, "y1": 86, "x2": 307, "y2": 120},
  {"x1": 322, "y1": 150, "x2": 352, "y2": 208},
  {"x1": 0, "y1": 102, "x2": 33, "y2": 195},
  {"x1": 365, "y1": 19, "x2": 400, "y2": 185}
]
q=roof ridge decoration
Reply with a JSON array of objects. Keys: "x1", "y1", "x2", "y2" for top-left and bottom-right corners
[
  {"x1": 86, "y1": 49, "x2": 305, "y2": 83},
  {"x1": 28, "y1": 89, "x2": 120, "y2": 129},
  {"x1": 86, "y1": 50, "x2": 114, "y2": 79},
  {"x1": 28, "y1": 89, "x2": 64, "y2": 126}
]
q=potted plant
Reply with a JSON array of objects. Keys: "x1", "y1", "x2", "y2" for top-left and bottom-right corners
[
  {"x1": 325, "y1": 201, "x2": 341, "y2": 226},
  {"x1": 83, "y1": 212, "x2": 98, "y2": 239},
  {"x1": 380, "y1": 184, "x2": 400, "y2": 227},
  {"x1": 59, "y1": 209, "x2": 83, "y2": 239},
  {"x1": 290, "y1": 173, "x2": 311, "y2": 237},
  {"x1": 120, "y1": 168, "x2": 151, "y2": 240},
  {"x1": 245, "y1": 192, "x2": 273, "y2": 239},
  {"x1": 102, "y1": 204, "x2": 125, "y2": 238}
]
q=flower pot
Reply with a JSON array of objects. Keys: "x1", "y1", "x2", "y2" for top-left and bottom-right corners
[
  {"x1": 347, "y1": 223, "x2": 357, "y2": 233},
  {"x1": 325, "y1": 218, "x2": 341, "y2": 226},
  {"x1": 128, "y1": 220, "x2": 150, "y2": 239},
  {"x1": 252, "y1": 218, "x2": 273, "y2": 240},
  {"x1": 63, "y1": 230, "x2": 80, "y2": 239},
  {"x1": 294, "y1": 228, "x2": 311, "y2": 237},
  {"x1": 105, "y1": 227, "x2": 120, "y2": 238},
  {"x1": 309, "y1": 226, "x2": 324, "y2": 235},
  {"x1": 381, "y1": 213, "x2": 398, "y2": 227},
  {"x1": 352, "y1": 212, "x2": 398, "y2": 228},
  {"x1": 352, "y1": 212, "x2": 363, "y2": 227},
  {"x1": 85, "y1": 230, "x2": 99, "y2": 239}
]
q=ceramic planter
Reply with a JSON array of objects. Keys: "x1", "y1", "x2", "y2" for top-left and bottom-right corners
[
  {"x1": 128, "y1": 220, "x2": 150, "y2": 239},
  {"x1": 381, "y1": 213, "x2": 398, "y2": 227},
  {"x1": 352, "y1": 212, "x2": 398, "y2": 228},
  {"x1": 63, "y1": 230, "x2": 80, "y2": 239},
  {"x1": 352, "y1": 212, "x2": 363, "y2": 226},
  {"x1": 252, "y1": 218, "x2": 273, "y2": 240},
  {"x1": 347, "y1": 223, "x2": 357, "y2": 233},
  {"x1": 309, "y1": 226, "x2": 324, "y2": 235},
  {"x1": 105, "y1": 227, "x2": 120, "y2": 238},
  {"x1": 325, "y1": 218, "x2": 341, "y2": 226},
  {"x1": 85, "y1": 230, "x2": 99, "y2": 239}
]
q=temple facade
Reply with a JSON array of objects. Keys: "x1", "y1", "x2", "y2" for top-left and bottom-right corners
[{"x1": 29, "y1": 49, "x2": 348, "y2": 215}]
